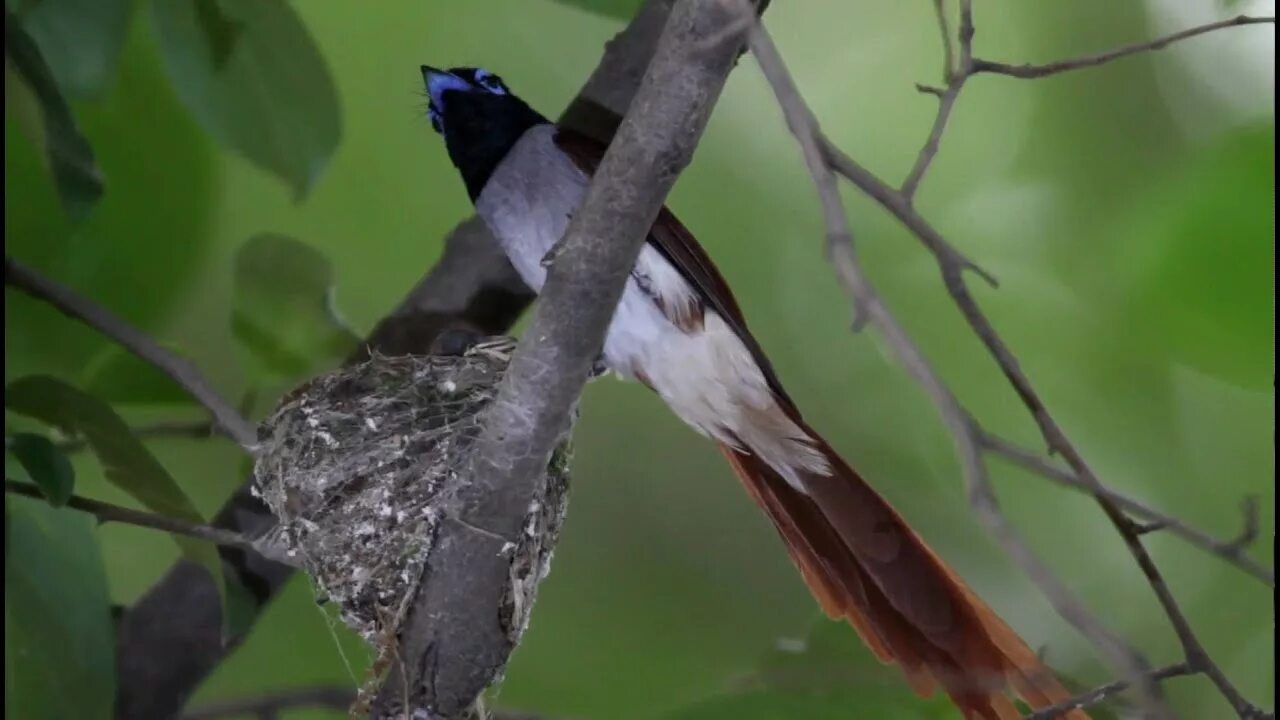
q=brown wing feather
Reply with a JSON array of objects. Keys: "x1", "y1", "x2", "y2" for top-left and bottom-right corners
[{"x1": 552, "y1": 128, "x2": 799, "y2": 415}]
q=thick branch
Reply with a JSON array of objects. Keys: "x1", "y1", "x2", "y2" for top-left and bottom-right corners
[
  {"x1": 112, "y1": 3, "x2": 690, "y2": 717},
  {"x1": 371, "y1": 0, "x2": 755, "y2": 714},
  {"x1": 972, "y1": 15, "x2": 1275, "y2": 79},
  {"x1": 4, "y1": 257, "x2": 259, "y2": 453}
]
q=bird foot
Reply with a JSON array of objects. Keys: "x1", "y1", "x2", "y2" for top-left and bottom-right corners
[{"x1": 587, "y1": 355, "x2": 610, "y2": 380}]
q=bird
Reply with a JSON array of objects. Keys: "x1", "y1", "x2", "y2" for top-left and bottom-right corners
[{"x1": 419, "y1": 64, "x2": 1088, "y2": 720}]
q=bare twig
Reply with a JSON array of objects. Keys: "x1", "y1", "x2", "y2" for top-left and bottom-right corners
[
  {"x1": 744, "y1": 3, "x2": 1275, "y2": 719},
  {"x1": 742, "y1": 8, "x2": 1167, "y2": 715},
  {"x1": 931, "y1": 0, "x2": 954, "y2": 82},
  {"x1": 983, "y1": 434, "x2": 1274, "y2": 586},
  {"x1": 1225, "y1": 496, "x2": 1261, "y2": 553},
  {"x1": 972, "y1": 15, "x2": 1276, "y2": 79},
  {"x1": 4, "y1": 257, "x2": 259, "y2": 453},
  {"x1": 904, "y1": 11, "x2": 1269, "y2": 716},
  {"x1": 901, "y1": 0, "x2": 971, "y2": 202},
  {"x1": 4, "y1": 479, "x2": 293, "y2": 565},
  {"x1": 45, "y1": 419, "x2": 217, "y2": 454},
  {"x1": 1027, "y1": 662, "x2": 1197, "y2": 720}
]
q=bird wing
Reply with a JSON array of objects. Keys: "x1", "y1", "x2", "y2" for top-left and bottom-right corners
[{"x1": 551, "y1": 127, "x2": 798, "y2": 414}]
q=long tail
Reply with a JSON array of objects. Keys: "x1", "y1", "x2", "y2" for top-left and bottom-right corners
[{"x1": 716, "y1": 428, "x2": 1088, "y2": 720}]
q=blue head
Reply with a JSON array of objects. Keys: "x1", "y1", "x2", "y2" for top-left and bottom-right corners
[{"x1": 421, "y1": 65, "x2": 549, "y2": 200}]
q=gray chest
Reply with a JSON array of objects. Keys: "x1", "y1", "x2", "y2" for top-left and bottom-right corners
[{"x1": 473, "y1": 125, "x2": 590, "y2": 293}]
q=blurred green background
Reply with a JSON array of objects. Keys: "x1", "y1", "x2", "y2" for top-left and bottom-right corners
[{"x1": 4, "y1": 1, "x2": 1274, "y2": 718}]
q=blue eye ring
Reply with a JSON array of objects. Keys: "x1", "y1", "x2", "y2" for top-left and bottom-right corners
[{"x1": 473, "y1": 69, "x2": 506, "y2": 95}]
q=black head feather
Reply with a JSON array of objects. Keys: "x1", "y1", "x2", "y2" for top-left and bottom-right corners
[{"x1": 421, "y1": 65, "x2": 549, "y2": 201}]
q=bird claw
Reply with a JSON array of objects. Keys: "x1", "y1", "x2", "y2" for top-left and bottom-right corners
[
  {"x1": 540, "y1": 246, "x2": 559, "y2": 269},
  {"x1": 587, "y1": 356, "x2": 609, "y2": 380}
]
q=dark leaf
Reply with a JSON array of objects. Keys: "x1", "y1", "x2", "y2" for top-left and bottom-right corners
[
  {"x1": 4, "y1": 496, "x2": 115, "y2": 720},
  {"x1": 231, "y1": 233, "x2": 359, "y2": 384},
  {"x1": 7, "y1": 432, "x2": 74, "y2": 506},
  {"x1": 193, "y1": 0, "x2": 243, "y2": 70},
  {"x1": 3, "y1": 26, "x2": 219, "y2": 392},
  {"x1": 4, "y1": 375, "x2": 228, "y2": 628},
  {"x1": 150, "y1": 0, "x2": 341, "y2": 199},
  {"x1": 3, "y1": 10, "x2": 104, "y2": 218},
  {"x1": 10, "y1": 0, "x2": 132, "y2": 98}
]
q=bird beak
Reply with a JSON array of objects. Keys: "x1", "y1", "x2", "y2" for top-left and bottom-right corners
[{"x1": 420, "y1": 65, "x2": 467, "y2": 110}]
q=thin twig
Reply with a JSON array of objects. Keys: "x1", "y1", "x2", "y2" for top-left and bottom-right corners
[
  {"x1": 982, "y1": 434, "x2": 1274, "y2": 586},
  {"x1": 4, "y1": 479, "x2": 293, "y2": 565},
  {"x1": 4, "y1": 257, "x2": 259, "y2": 453},
  {"x1": 748, "y1": 4, "x2": 1276, "y2": 719},
  {"x1": 931, "y1": 0, "x2": 954, "y2": 82},
  {"x1": 901, "y1": 0, "x2": 971, "y2": 203},
  {"x1": 972, "y1": 15, "x2": 1276, "y2": 79},
  {"x1": 45, "y1": 419, "x2": 218, "y2": 454},
  {"x1": 1224, "y1": 497, "x2": 1261, "y2": 552},
  {"x1": 1027, "y1": 662, "x2": 1197, "y2": 720},
  {"x1": 868, "y1": 6, "x2": 1270, "y2": 717},
  {"x1": 742, "y1": 8, "x2": 1166, "y2": 715}
]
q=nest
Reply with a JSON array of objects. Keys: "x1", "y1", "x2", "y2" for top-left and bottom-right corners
[{"x1": 252, "y1": 338, "x2": 572, "y2": 645}]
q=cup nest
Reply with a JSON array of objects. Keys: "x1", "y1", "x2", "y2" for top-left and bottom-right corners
[{"x1": 251, "y1": 339, "x2": 572, "y2": 644}]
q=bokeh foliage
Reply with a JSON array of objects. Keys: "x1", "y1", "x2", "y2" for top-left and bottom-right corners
[{"x1": 4, "y1": 1, "x2": 1273, "y2": 719}]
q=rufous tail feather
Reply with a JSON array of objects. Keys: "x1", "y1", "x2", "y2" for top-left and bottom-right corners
[{"x1": 716, "y1": 431, "x2": 1088, "y2": 720}]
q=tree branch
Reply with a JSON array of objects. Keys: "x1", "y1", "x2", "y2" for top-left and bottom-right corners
[
  {"x1": 972, "y1": 15, "x2": 1275, "y2": 79},
  {"x1": 371, "y1": 0, "x2": 758, "y2": 715},
  {"x1": 4, "y1": 257, "x2": 259, "y2": 453},
  {"x1": 46, "y1": 419, "x2": 218, "y2": 454},
  {"x1": 4, "y1": 479, "x2": 292, "y2": 565},
  {"x1": 741, "y1": 2, "x2": 1274, "y2": 718},
  {"x1": 1027, "y1": 662, "x2": 1197, "y2": 720},
  {"x1": 982, "y1": 433, "x2": 1273, "y2": 586}
]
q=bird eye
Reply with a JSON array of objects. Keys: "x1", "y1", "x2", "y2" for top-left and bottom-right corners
[{"x1": 475, "y1": 70, "x2": 505, "y2": 94}]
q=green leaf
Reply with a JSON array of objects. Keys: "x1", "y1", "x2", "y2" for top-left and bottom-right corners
[
  {"x1": 4, "y1": 376, "x2": 228, "y2": 630},
  {"x1": 231, "y1": 233, "x2": 359, "y2": 384},
  {"x1": 4, "y1": 496, "x2": 114, "y2": 720},
  {"x1": 150, "y1": 0, "x2": 341, "y2": 199},
  {"x1": 4, "y1": 25, "x2": 219, "y2": 391},
  {"x1": 3, "y1": 10, "x2": 103, "y2": 218},
  {"x1": 193, "y1": 0, "x2": 244, "y2": 70},
  {"x1": 7, "y1": 432, "x2": 74, "y2": 506},
  {"x1": 546, "y1": 0, "x2": 645, "y2": 19},
  {"x1": 10, "y1": 0, "x2": 132, "y2": 98}
]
